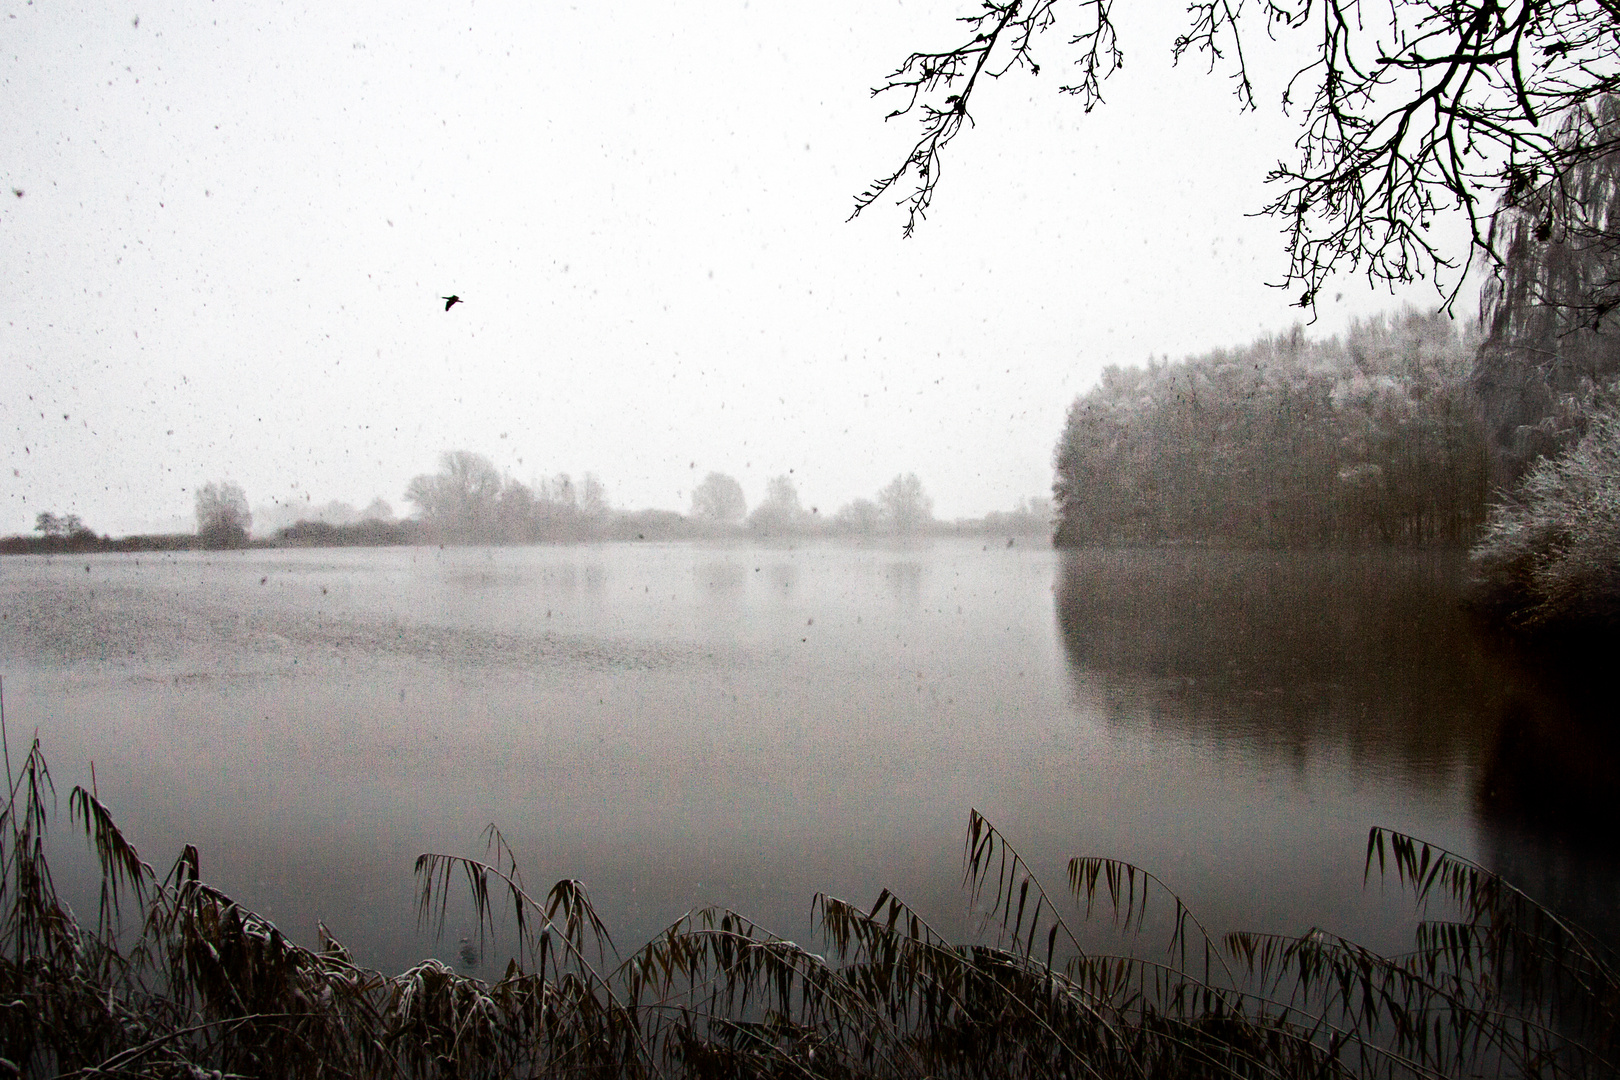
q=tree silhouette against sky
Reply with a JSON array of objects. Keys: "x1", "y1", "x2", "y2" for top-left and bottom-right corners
[{"x1": 859, "y1": 0, "x2": 1620, "y2": 313}]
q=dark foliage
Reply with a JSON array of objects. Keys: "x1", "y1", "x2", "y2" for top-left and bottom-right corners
[
  {"x1": 0, "y1": 533, "x2": 204, "y2": 555},
  {"x1": 198, "y1": 521, "x2": 250, "y2": 550},
  {"x1": 32, "y1": 512, "x2": 94, "y2": 541},
  {"x1": 0, "y1": 533, "x2": 111, "y2": 555},
  {"x1": 277, "y1": 518, "x2": 420, "y2": 547}
]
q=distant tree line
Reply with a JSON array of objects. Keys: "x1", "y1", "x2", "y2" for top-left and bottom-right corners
[
  {"x1": 0, "y1": 512, "x2": 102, "y2": 555},
  {"x1": 391, "y1": 457, "x2": 969, "y2": 543},
  {"x1": 1053, "y1": 309, "x2": 1488, "y2": 548},
  {"x1": 32, "y1": 512, "x2": 95, "y2": 541},
  {"x1": 276, "y1": 519, "x2": 419, "y2": 547},
  {"x1": 0, "y1": 512, "x2": 106, "y2": 554},
  {"x1": 686, "y1": 469, "x2": 943, "y2": 537},
  {"x1": 4, "y1": 459, "x2": 1042, "y2": 555},
  {"x1": 981, "y1": 496, "x2": 1052, "y2": 535},
  {"x1": 0, "y1": 511, "x2": 198, "y2": 555},
  {"x1": 257, "y1": 496, "x2": 397, "y2": 538},
  {"x1": 403, "y1": 451, "x2": 611, "y2": 544}
]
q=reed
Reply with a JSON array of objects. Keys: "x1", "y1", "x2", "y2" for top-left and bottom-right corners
[{"x1": 3, "y1": 729, "x2": 1615, "y2": 1078}]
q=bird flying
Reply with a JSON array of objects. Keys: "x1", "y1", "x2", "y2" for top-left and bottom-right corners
[{"x1": 442, "y1": 295, "x2": 462, "y2": 311}]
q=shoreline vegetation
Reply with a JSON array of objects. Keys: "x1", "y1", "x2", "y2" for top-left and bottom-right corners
[
  {"x1": 1050, "y1": 310, "x2": 1486, "y2": 550},
  {"x1": 0, "y1": 489, "x2": 1055, "y2": 556},
  {"x1": 9, "y1": 302, "x2": 1617, "y2": 633},
  {"x1": 1045, "y1": 307, "x2": 1619, "y2": 634},
  {"x1": 3, "y1": 731, "x2": 1616, "y2": 1079},
  {"x1": 0, "y1": 511, "x2": 1056, "y2": 556},
  {"x1": 1469, "y1": 407, "x2": 1620, "y2": 633}
]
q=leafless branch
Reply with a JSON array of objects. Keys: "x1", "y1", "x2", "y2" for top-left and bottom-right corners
[{"x1": 859, "y1": 0, "x2": 1620, "y2": 313}]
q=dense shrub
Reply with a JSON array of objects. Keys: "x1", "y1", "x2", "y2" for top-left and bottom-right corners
[
  {"x1": 278, "y1": 518, "x2": 418, "y2": 546},
  {"x1": 1472, "y1": 406, "x2": 1620, "y2": 627}
]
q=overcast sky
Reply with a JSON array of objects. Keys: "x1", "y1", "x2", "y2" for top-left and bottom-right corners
[{"x1": 3, "y1": 0, "x2": 1479, "y2": 536}]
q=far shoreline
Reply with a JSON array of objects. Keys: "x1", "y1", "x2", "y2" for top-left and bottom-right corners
[{"x1": 0, "y1": 514, "x2": 1058, "y2": 556}]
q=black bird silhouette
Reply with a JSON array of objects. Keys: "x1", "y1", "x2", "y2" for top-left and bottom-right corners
[{"x1": 442, "y1": 295, "x2": 462, "y2": 311}]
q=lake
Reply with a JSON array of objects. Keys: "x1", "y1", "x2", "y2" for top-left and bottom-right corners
[{"x1": 1, "y1": 539, "x2": 1614, "y2": 975}]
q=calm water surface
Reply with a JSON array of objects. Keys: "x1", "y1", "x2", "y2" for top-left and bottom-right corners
[{"x1": 1, "y1": 540, "x2": 1613, "y2": 974}]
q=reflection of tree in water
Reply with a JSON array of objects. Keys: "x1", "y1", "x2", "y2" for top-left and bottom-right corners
[
  {"x1": 768, "y1": 561, "x2": 798, "y2": 595},
  {"x1": 1474, "y1": 656, "x2": 1620, "y2": 947},
  {"x1": 441, "y1": 561, "x2": 607, "y2": 599},
  {"x1": 882, "y1": 561, "x2": 923, "y2": 607},
  {"x1": 1054, "y1": 549, "x2": 1507, "y2": 774},
  {"x1": 1055, "y1": 548, "x2": 1620, "y2": 945},
  {"x1": 538, "y1": 564, "x2": 577, "y2": 595},
  {"x1": 695, "y1": 560, "x2": 748, "y2": 594}
]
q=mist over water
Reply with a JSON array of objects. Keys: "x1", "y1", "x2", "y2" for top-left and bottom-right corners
[{"x1": 2, "y1": 540, "x2": 1612, "y2": 975}]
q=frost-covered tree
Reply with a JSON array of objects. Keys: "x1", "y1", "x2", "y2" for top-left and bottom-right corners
[
  {"x1": 877, "y1": 473, "x2": 934, "y2": 535},
  {"x1": 1051, "y1": 308, "x2": 1485, "y2": 547},
  {"x1": 691, "y1": 472, "x2": 747, "y2": 525},
  {"x1": 1473, "y1": 405, "x2": 1620, "y2": 626},
  {"x1": 834, "y1": 498, "x2": 883, "y2": 535},
  {"x1": 748, "y1": 475, "x2": 806, "y2": 534}
]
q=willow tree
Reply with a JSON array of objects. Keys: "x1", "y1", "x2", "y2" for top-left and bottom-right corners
[
  {"x1": 1476, "y1": 99, "x2": 1620, "y2": 487},
  {"x1": 856, "y1": 0, "x2": 1620, "y2": 311}
]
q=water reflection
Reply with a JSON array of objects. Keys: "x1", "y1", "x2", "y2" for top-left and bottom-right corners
[
  {"x1": 7, "y1": 541, "x2": 1615, "y2": 975},
  {"x1": 882, "y1": 561, "x2": 923, "y2": 607},
  {"x1": 695, "y1": 559, "x2": 748, "y2": 594},
  {"x1": 1055, "y1": 548, "x2": 1620, "y2": 939},
  {"x1": 768, "y1": 562, "x2": 798, "y2": 595},
  {"x1": 513, "y1": 562, "x2": 606, "y2": 598},
  {"x1": 1475, "y1": 665, "x2": 1620, "y2": 939}
]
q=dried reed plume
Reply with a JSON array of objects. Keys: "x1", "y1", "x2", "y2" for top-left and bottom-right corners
[{"x1": 3, "y1": 719, "x2": 1616, "y2": 1077}]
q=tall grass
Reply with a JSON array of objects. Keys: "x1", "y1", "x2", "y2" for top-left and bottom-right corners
[
  {"x1": 4, "y1": 729, "x2": 1616, "y2": 1076},
  {"x1": 1472, "y1": 405, "x2": 1620, "y2": 628}
]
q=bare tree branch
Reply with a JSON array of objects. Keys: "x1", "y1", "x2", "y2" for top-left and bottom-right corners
[{"x1": 858, "y1": 0, "x2": 1620, "y2": 313}]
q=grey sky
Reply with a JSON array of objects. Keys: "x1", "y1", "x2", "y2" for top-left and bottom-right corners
[{"x1": 3, "y1": 0, "x2": 1476, "y2": 536}]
